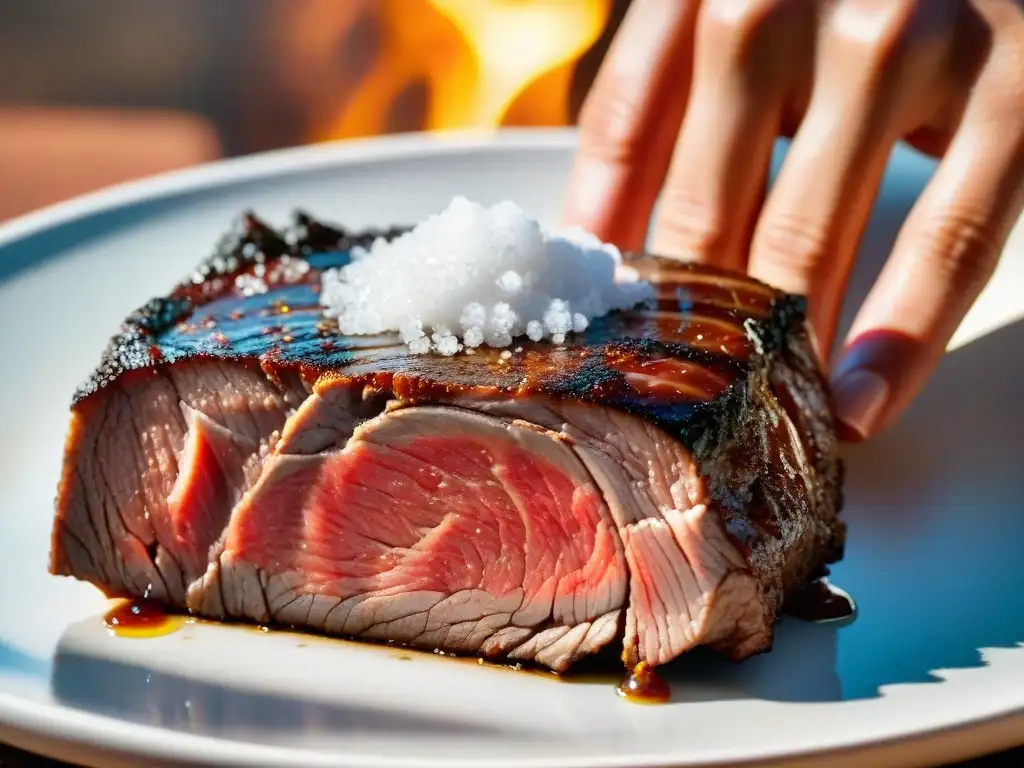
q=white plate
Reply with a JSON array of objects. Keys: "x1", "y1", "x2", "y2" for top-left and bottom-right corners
[{"x1": 0, "y1": 129, "x2": 1022, "y2": 768}]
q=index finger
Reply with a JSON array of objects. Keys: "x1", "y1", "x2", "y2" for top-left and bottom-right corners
[
  {"x1": 831, "y1": 0, "x2": 1024, "y2": 439},
  {"x1": 562, "y1": 0, "x2": 701, "y2": 251}
]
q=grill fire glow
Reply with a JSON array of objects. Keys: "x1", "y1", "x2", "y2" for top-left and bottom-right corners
[
  {"x1": 315, "y1": 0, "x2": 612, "y2": 140},
  {"x1": 319, "y1": 197, "x2": 653, "y2": 355}
]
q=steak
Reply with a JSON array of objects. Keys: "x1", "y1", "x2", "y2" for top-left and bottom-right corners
[{"x1": 50, "y1": 212, "x2": 845, "y2": 673}]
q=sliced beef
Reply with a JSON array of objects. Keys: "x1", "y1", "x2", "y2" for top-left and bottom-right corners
[
  {"x1": 166, "y1": 405, "x2": 262, "y2": 582},
  {"x1": 50, "y1": 211, "x2": 845, "y2": 674},
  {"x1": 51, "y1": 358, "x2": 306, "y2": 603},
  {"x1": 424, "y1": 347, "x2": 839, "y2": 666},
  {"x1": 190, "y1": 406, "x2": 627, "y2": 671}
]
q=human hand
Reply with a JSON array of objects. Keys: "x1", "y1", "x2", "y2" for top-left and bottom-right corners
[{"x1": 563, "y1": 0, "x2": 1024, "y2": 440}]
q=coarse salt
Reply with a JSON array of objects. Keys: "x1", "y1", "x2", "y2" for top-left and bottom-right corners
[{"x1": 319, "y1": 196, "x2": 653, "y2": 355}]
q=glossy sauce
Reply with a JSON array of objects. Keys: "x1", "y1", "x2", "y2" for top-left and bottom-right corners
[
  {"x1": 785, "y1": 579, "x2": 857, "y2": 623},
  {"x1": 616, "y1": 662, "x2": 671, "y2": 704},
  {"x1": 103, "y1": 599, "x2": 186, "y2": 638}
]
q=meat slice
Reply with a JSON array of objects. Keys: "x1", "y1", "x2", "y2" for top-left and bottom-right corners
[
  {"x1": 166, "y1": 405, "x2": 261, "y2": 582},
  {"x1": 431, "y1": 349, "x2": 840, "y2": 668},
  {"x1": 191, "y1": 406, "x2": 627, "y2": 671},
  {"x1": 49, "y1": 211, "x2": 846, "y2": 676},
  {"x1": 51, "y1": 358, "x2": 306, "y2": 603}
]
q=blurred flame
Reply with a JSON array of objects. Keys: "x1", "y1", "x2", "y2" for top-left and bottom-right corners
[
  {"x1": 427, "y1": 0, "x2": 609, "y2": 127},
  {"x1": 322, "y1": 0, "x2": 610, "y2": 140}
]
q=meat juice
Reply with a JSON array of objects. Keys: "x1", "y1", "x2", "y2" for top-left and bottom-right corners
[{"x1": 103, "y1": 599, "x2": 187, "y2": 639}]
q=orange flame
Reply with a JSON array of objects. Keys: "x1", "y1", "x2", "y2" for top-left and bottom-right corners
[{"x1": 321, "y1": 0, "x2": 610, "y2": 140}]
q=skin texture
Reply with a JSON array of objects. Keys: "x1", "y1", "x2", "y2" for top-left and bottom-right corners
[{"x1": 564, "y1": 0, "x2": 1024, "y2": 440}]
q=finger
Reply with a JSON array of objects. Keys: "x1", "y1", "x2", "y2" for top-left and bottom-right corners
[
  {"x1": 650, "y1": 0, "x2": 818, "y2": 271},
  {"x1": 831, "y1": 4, "x2": 1024, "y2": 440},
  {"x1": 747, "y1": 0, "x2": 960, "y2": 354},
  {"x1": 562, "y1": 0, "x2": 701, "y2": 251}
]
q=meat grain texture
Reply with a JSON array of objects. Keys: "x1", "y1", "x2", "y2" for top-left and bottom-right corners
[{"x1": 51, "y1": 212, "x2": 845, "y2": 673}]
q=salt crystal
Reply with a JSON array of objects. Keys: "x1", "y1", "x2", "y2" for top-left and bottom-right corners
[
  {"x1": 318, "y1": 196, "x2": 654, "y2": 354},
  {"x1": 399, "y1": 317, "x2": 424, "y2": 344},
  {"x1": 490, "y1": 302, "x2": 516, "y2": 331},
  {"x1": 460, "y1": 303, "x2": 487, "y2": 331},
  {"x1": 497, "y1": 270, "x2": 523, "y2": 294},
  {"x1": 235, "y1": 273, "x2": 268, "y2": 297},
  {"x1": 463, "y1": 327, "x2": 484, "y2": 348},
  {"x1": 486, "y1": 329, "x2": 514, "y2": 348},
  {"x1": 435, "y1": 335, "x2": 460, "y2": 356},
  {"x1": 272, "y1": 257, "x2": 310, "y2": 284},
  {"x1": 543, "y1": 300, "x2": 572, "y2": 335}
]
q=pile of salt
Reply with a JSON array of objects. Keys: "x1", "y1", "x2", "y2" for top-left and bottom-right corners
[{"x1": 319, "y1": 196, "x2": 653, "y2": 355}]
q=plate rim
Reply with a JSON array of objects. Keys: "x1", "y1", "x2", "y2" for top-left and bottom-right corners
[
  {"x1": 1, "y1": 128, "x2": 1021, "y2": 768},
  {"x1": 2, "y1": 690, "x2": 1021, "y2": 768},
  {"x1": 0, "y1": 127, "x2": 577, "y2": 256}
]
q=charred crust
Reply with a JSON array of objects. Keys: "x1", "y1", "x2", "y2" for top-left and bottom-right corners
[
  {"x1": 72, "y1": 326, "x2": 163, "y2": 404},
  {"x1": 190, "y1": 211, "x2": 289, "y2": 287},
  {"x1": 70, "y1": 213, "x2": 410, "y2": 407},
  {"x1": 70, "y1": 212, "x2": 816, "y2": 459},
  {"x1": 177, "y1": 211, "x2": 289, "y2": 305},
  {"x1": 128, "y1": 297, "x2": 194, "y2": 335},
  {"x1": 289, "y1": 210, "x2": 411, "y2": 255},
  {"x1": 289, "y1": 211, "x2": 348, "y2": 255}
]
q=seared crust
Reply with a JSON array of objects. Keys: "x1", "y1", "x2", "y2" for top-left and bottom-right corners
[{"x1": 71, "y1": 211, "x2": 809, "y2": 455}]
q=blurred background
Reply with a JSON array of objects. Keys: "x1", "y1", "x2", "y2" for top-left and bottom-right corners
[{"x1": 0, "y1": 0, "x2": 630, "y2": 222}]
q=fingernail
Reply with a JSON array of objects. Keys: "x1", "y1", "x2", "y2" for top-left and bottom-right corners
[{"x1": 831, "y1": 369, "x2": 889, "y2": 440}]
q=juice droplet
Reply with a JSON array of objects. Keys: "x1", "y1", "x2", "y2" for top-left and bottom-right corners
[
  {"x1": 103, "y1": 599, "x2": 185, "y2": 639},
  {"x1": 616, "y1": 662, "x2": 670, "y2": 704}
]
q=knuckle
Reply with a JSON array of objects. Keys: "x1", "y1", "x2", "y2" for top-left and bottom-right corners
[
  {"x1": 652, "y1": 189, "x2": 732, "y2": 259},
  {"x1": 576, "y1": 80, "x2": 648, "y2": 167},
  {"x1": 910, "y1": 209, "x2": 1002, "y2": 292},
  {"x1": 827, "y1": 0, "x2": 930, "y2": 67},
  {"x1": 701, "y1": 0, "x2": 813, "y2": 59},
  {"x1": 752, "y1": 213, "x2": 833, "y2": 282},
  {"x1": 702, "y1": 0, "x2": 783, "y2": 39}
]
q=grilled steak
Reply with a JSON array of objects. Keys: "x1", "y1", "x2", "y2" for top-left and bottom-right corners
[{"x1": 50, "y1": 212, "x2": 845, "y2": 673}]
